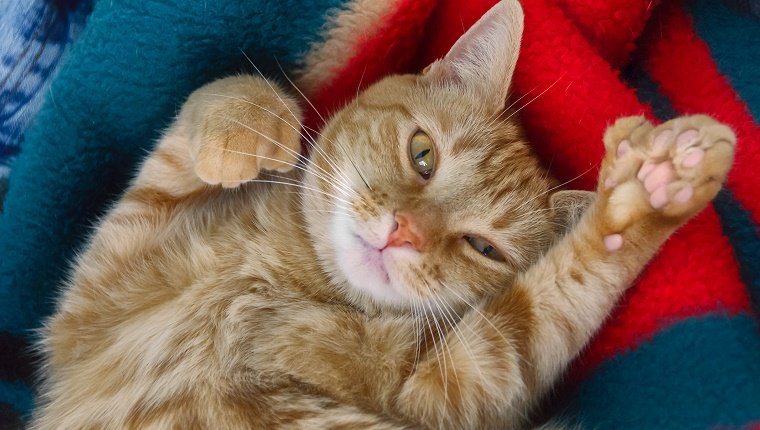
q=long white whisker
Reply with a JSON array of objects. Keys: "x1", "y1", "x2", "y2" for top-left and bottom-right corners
[
  {"x1": 429, "y1": 295, "x2": 462, "y2": 392},
  {"x1": 271, "y1": 58, "x2": 360, "y2": 189},
  {"x1": 220, "y1": 178, "x2": 353, "y2": 206},
  {"x1": 516, "y1": 162, "x2": 600, "y2": 214},
  {"x1": 420, "y1": 302, "x2": 447, "y2": 407},
  {"x1": 274, "y1": 56, "x2": 328, "y2": 126},
  {"x1": 438, "y1": 281, "x2": 511, "y2": 347},
  {"x1": 204, "y1": 144, "x2": 352, "y2": 197},
  {"x1": 437, "y1": 282, "x2": 531, "y2": 422},
  {"x1": 216, "y1": 115, "x2": 356, "y2": 196},
  {"x1": 499, "y1": 73, "x2": 567, "y2": 126},
  {"x1": 433, "y1": 294, "x2": 487, "y2": 387},
  {"x1": 423, "y1": 299, "x2": 451, "y2": 429},
  {"x1": 412, "y1": 300, "x2": 423, "y2": 370},
  {"x1": 201, "y1": 92, "x2": 317, "y2": 147},
  {"x1": 201, "y1": 92, "x2": 350, "y2": 186},
  {"x1": 487, "y1": 84, "x2": 540, "y2": 128},
  {"x1": 238, "y1": 51, "x2": 356, "y2": 187}
]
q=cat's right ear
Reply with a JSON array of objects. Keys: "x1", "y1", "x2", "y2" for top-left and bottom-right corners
[{"x1": 420, "y1": 0, "x2": 524, "y2": 111}]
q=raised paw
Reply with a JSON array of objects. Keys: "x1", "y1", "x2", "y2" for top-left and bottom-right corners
[
  {"x1": 598, "y1": 115, "x2": 735, "y2": 250},
  {"x1": 184, "y1": 76, "x2": 303, "y2": 188}
]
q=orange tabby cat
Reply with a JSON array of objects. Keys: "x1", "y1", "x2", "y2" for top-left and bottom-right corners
[{"x1": 32, "y1": 1, "x2": 735, "y2": 429}]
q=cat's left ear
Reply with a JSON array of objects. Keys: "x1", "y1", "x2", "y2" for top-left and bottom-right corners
[
  {"x1": 550, "y1": 190, "x2": 596, "y2": 236},
  {"x1": 420, "y1": 0, "x2": 524, "y2": 111}
]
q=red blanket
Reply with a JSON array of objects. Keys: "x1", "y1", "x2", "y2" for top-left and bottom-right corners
[{"x1": 298, "y1": 0, "x2": 760, "y2": 426}]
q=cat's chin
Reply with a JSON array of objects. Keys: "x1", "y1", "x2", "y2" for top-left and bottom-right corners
[{"x1": 331, "y1": 228, "x2": 417, "y2": 309}]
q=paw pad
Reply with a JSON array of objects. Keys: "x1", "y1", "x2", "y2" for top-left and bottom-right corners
[{"x1": 600, "y1": 115, "x2": 735, "y2": 251}]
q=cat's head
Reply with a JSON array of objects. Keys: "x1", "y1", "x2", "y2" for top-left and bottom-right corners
[{"x1": 302, "y1": 0, "x2": 591, "y2": 314}]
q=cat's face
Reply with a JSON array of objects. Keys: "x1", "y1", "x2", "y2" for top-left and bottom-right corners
[
  {"x1": 301, "y1": 0, "x2": 579, "y2": 314},
  {"x1": 303, "y1": 75, "x2": 556, "y2": 314}
]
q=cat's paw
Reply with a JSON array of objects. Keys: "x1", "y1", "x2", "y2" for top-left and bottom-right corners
[
  {"x1": 598, "y1": 115, "x2": 735, "y2": 250},
  {"x1": 187, "y1": 76, "x2": 303, "y2": 188}
]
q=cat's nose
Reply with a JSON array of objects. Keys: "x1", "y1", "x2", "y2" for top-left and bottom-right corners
[{"x1": 385, "y1": 211, "x2": 425, "y2": 250}]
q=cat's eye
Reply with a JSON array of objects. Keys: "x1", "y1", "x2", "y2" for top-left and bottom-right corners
[
  {"x1": 464, "y1": 235, "x2": 506, "y2": 262},
  {"x1": 409, "y1": 130, "x2": 435, "y2": 180}
]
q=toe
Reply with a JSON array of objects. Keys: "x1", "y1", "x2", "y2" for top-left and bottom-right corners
[
  {"x1": 652, "y1": 129, "x2": 673, "y2": 154},
  {"x1": 674, "y1": 185, "x2": 693, "y2": 203},
  {"x1": 650, "y1": 186, "x2": 669, "y2": 209},
  {"x1": 676, "y1": 129, "x2": 699, "y2": 149},
  {"x1": 643, "y1": 161, "x2": 675, "y2": 193},
  {"x1": 637, "y1": 160, "x2": 657, "y2": 181},
  {"x1": 682, "y1": 148, "x2": 705, "y2": 168},
  {"x1": 617, "y1": 140, "x2": 631, "y2": 158}
]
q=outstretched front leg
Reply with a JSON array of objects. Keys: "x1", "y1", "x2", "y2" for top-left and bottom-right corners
[
  {"x1": 517, "y1": 114, "x2": 735, "y2": 392},
  {"x1": 396, "y1": 115, "x2": 735, "y2": 428}
]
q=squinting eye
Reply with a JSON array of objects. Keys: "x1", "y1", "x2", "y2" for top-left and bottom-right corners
[
  {"x1": 464, "y1": 235, "x2": 506, "y2": 262},
  {"x1": 409, "y1": 130, "x2": 435, "y2": 180}
]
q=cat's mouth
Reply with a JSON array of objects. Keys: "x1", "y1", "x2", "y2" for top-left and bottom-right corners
[
  {"x1": 331, "y1": 230, "x2": 414, "y2": 306},
  {"x1": 353, "y1": 234, "x2": 391, "y2": 285},
  {"x1": 329, "y1": 211, "x2": 414, "y2": 306}
]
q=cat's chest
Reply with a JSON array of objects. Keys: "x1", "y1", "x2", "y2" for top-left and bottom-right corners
[{"x1": 235, "y1": 297, "x2": 418, "y2": 401}]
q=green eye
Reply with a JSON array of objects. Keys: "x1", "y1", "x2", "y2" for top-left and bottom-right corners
[
  {"x1": 464, "y1": 235, "x2": 506, "y2": 262},
  {"x1": 409, "y1": 130, "x2": 435, "y2": 180}
]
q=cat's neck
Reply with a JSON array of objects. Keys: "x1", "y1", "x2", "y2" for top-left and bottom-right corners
[{"x1": 257, "y1": 182, "x2": 356, "y2": 310}]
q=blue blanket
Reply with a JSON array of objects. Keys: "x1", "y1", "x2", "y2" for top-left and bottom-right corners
[{"x1": 0, "y1": 0, "x2": 345, "y2": 423}]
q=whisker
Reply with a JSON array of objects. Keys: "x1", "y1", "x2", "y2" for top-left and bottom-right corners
[
  {"x1": 200, "y1": 92, "x2": 349, "y2": 186},
  {"x1": 423, "y1": 299, "x2": 453, "y2": 428},
  {"x1": 431, "y1": 293, "x2": 491, "y2": 401},
  {"x1": 212, "y1": 114, "x2": 356, "y2": 196},
  {"x1": 355, "y1": 65, "x2": 367, "y2": 100},
  {"x1": 204, "y1": 143, "x2": 349, "y2": 195},
  {"x1": 271, "y1": 58, "x2": 360, "y2": 190},
  {"x1": 411, "y1": 300, "x2": 423, "y2": 370},
  {"x1": 499, "y1": 73, "x2": 567, "y2": 126},
  {"x1": 438, "y1": 281, "x2": 511, "y2": 347},
  {"x1": 278, "y1": 189, "x2": 351, "y2": 211},
  {"x1": 266, "y1": 170, "x2": 354, "y2": 201},
  {"x1": 514, "y1": 162, "x2": 599, "y2": 214},
  {"x1": 220, "y1": 178, "x2": 353, "y2": 206},
  {"x1": 436, "y1": 282, "x2": 531, "y2": 422},
  {"x1": 428, "y1": 295, "x2": 462, "y2": 387},
  {"x1": 238, "y1": 51, "x2": 356, "y2": 188},
  {"x1": 274, "y1": 56, "x2": 327, "y2": 127},
  {"x1": 420, "y1": 300, "x2": 447, "y2": 407},
  {"x1": 487, "y1": 84, "x2": 540, "y2": 128}
]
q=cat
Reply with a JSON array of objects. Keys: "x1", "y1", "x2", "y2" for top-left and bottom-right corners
[{"x1": 31, "y1": 1, "x2": 735, "y2": 429}]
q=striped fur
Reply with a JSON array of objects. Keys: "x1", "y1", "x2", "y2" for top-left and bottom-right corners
[{"x1": 33, "y1": 1, "x2": 734, "y2": 428}]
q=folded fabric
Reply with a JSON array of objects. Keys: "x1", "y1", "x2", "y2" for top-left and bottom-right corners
[{"x1": 1, "y1": 0, "x2": 758, "y2": 427}]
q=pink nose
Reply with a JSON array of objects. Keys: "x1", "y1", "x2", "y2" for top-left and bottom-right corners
[{"x1": 385, "y1": 212, "x2": 425, "y2": 250}]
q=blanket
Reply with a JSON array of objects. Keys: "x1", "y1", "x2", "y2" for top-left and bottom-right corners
[
  {"x1": 0, "y1": 0, "x2": 92, "y2": 206},
  {"x1": 1, "y1": 0, "x2": 759, "y2": 427}
]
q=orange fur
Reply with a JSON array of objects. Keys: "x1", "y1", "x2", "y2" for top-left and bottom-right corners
[{"x1": 32, "y1": 1, "x2": 734, "y2": 429}]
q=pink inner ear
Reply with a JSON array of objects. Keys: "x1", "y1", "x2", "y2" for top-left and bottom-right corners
[
  {"x1": 425, "y1": 59, "x2": 463, "y2": 87},
  {"x1": 423, "y1": 0, "x2": 524, "y2": 108},
  {"x1": 444, "y1": 17, "x2": 499, "y2": 66}
]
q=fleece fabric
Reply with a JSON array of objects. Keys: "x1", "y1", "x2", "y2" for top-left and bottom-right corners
[
  {"x1": 1, "y1": 0, "x2": 759, "y2": 427},
  {"x1": 0, "y1": 0, "x2": 350, "y2": 423},
  {"x1": 0, "y1": 0, "x2": 92, "y2": 201}
]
